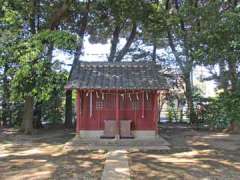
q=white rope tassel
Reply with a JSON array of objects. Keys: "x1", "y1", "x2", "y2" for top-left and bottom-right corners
[
  {"x1": 90, "y1": 92, "x2": 93, "y2": 117},
  {"x1": 146, "y1": 92, "x2": 149, "y2": 101},
  {"x1": 96, "y1": 91, "x2": 99, "y2": 98},
  {"x1": 101, "y1": 93, "x2": 104, "y2": 100},
  {"x1": 136, "y1": 94, "x2": 139, "y2": 100},
  {"x1": 128, "y1": 93, "x2": 132, "y2": 102}
]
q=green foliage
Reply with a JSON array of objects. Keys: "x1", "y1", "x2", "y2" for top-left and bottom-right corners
[
  {"x1": 11, "y1": 30, "x2": 76, "y2": 99},
  {"x1": 10, "y1": 102, "x2": 24, "y2": 127},
  {"x1": 166, "y1": 95, "x2": 185, "y2": 123},
  {"x1": 34, "y1": 30, "x2": 77, "y2": 51},
  {"x1": 0, "y1": 0, "x2": 77, "y2": 126},
  {"x1": 205, "y1": 90, "x2": 240, "y2": 129},
  {"x1": 41, "y1": 70, "x2": 68, "y2": 124},
  {"x1": 141, "y1": 2, "x2": 168, "y2": 46},
  {"x1": 88, "y1": 0, "x2": 150, "y2": 44},
  {"x1": 194, "y1": 2, "x2": 240, "y2": 65},
  {"x1": 167, "y1": 102, "x2": 175, "y2": 123}
]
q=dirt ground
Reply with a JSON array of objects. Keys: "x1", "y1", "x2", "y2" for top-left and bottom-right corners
[
  {"x1": 129, "y1": 124, "x2": 240, "y2": 180},
  {"x1": 1, "y1": 125, "x2": 240, "y2": 180},
  {"x1": 0, "y1": 128, "x2": 106, "y2": 180}
]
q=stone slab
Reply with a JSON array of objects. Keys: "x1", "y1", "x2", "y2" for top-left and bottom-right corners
[{"x1": 101, "y1": 150, "x2": 130, "y2": 180}]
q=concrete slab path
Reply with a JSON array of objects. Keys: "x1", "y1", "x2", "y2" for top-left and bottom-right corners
[{"x1": 101, "y1": 149, "x2": 130, "y2": 180}]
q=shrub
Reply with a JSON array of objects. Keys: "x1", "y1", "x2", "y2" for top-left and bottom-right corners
[{"x1": 204, "y1": 90, "x2": 240, "y2": 130}]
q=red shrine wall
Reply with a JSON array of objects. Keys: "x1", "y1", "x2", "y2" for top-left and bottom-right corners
[{"x1": 76, "y1": 90, "x2": 158, "y2": 131}]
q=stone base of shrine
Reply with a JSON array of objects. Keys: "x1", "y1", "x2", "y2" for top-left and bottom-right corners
[
  {"x1": 133, "y1": 130, "x2": 156, "y2": 139},
  {"x1": 78, "y1": 130, "x2": 157, "y2": 139},
  {"x1": 65, "y1": 133, "x2": 170, "y2": 151},
  {"x1": 79, "y1": 130, "x2": 103, "y2": 138}
]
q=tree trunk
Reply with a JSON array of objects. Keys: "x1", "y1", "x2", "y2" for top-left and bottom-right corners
[
  {"x1": 227, "y1": 60, "x2": 238, "y2": 92},
  {"x1": 33, "y1": 101, "x2": 43, "y2": 129},
  {"x1": 65, "y1": 90, "x2": 73, "y2": 128},
  {"x1": 219, "y1": 60, "x2": 228, "y2": 91},
  {"x1": 65, "y1": 0, "x2": 90, "y2": 128},
  {"x1": 225, "y1": 60, "x2": 239, "y2": 133},
  {"x1": 21, "y1": 96, "x2": 34, "y2": 134},
  {"x1": 108, "y1": 24, "x2": 121, "y2": 62},
  {"x1": 223, "y1": 120, "x2": 240, "y2": 134},
  {"x1": 2, "y1": 64, "x2": 10, "y2": 127},
  {"x1": 20, "y1": 0, "x2": 37, "y2": 133},
  {"x1": 185, "y1": 73, "x2": 196, "y2": 124},
  {"x1": 179, "y1": 108, "x2": 183, "y2": 123},
  {"x1": 167, "y1": 30, "x2": 195, "y2": 123}
]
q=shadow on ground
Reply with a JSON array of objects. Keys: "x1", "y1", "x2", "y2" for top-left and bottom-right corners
[
  {"x1": 129, "y1": 124, "x2": 240, "y2": 180},
  {"x1": 0, "y1": 128, "x2": 106, "y2": 180}
]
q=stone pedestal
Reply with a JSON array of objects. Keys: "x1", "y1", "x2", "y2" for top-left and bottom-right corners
[
  {"x1": 120, "y1": 120, "x2": 132, "y2": 138},
  {"x1": 103, "y1": 120, "x2": 116, "y2": 138}
]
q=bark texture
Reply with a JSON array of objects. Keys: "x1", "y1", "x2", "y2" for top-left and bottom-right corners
[
  {"x1": 108, "y1": 22, "x2": 137, "y2": 62},
  {"x1": 219, "y1": 60, "x2": 228, "y2": 91},
  {"x1": 223, "y1": 121, "x2": 240, "y2": 134},
  {"x1": 227, "y1": 60, "x2": 238, "y2": 92},
  {"x1": 152, "y1": 40, "x2": 157, "y2": 62},
  {"x1": 65, "y1": 90, "x2": 73, "y2": 128},
  {"x1": 184, "y1": 73, "x2": 196, "y2": 123},
  {"x1": 115, "y1": 22, "x2": 137, "y2": 62},
  {"x1": 21, "y1": 96, "x2": 34, "y2": 134},
  {"x1": 2, "y1": 64, "x2": 10, "y2": 127},
  {"x1": 108, "y1": 24, "x2": 121, "y2": 62}
]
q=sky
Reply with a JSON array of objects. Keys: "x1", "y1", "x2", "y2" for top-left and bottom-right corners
[{"x1": 53, "y1": 37, "x2": 217, "y2": 97}]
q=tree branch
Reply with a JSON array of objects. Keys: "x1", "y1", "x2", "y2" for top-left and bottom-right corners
[
  {"x1": 68, "y1": 0, "x2": 90, "y2": 79},
  {"x1": 167, "y1": 30, "x2": 184, "y2": 70},
  {"x1": 115, "y1": 22, "x2": 137, "y2": 62},
  {"x1": 152, "y1": 40, "x2": 157, "y2": 62},
  {"x1": 108, "y1": 24, "x2": 121, "y2": 62},
  {"x1": 29, "y1": 0, "x2": 38, "y2": 34},
  {"x1": 48, "y1": 0, "x2": 73, "y2": 30}
]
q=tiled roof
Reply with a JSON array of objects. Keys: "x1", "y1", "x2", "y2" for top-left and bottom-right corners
[{"x1": 67, "y1": 61, "x2": 169, "y2": 90}]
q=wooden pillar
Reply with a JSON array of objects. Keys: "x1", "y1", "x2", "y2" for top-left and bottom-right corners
[
  {"x1": 115, "y1": 92, "x2": 120, "y2": 139},
  {"x1": 89, "y1": 91, "x2": 93, "y2": 118},
  {"x1": 76, "y1": 90, "x2": 81, "y2": 133},
  {"x1": 97, "y1": 91, "x2": 101, "y2": 129},
  {"x1": 152, "y1": 91, "x2": 158, "y2": 136},
  {"x1": 141, "y1": 91, "x2": 144, "y2": 118}
]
